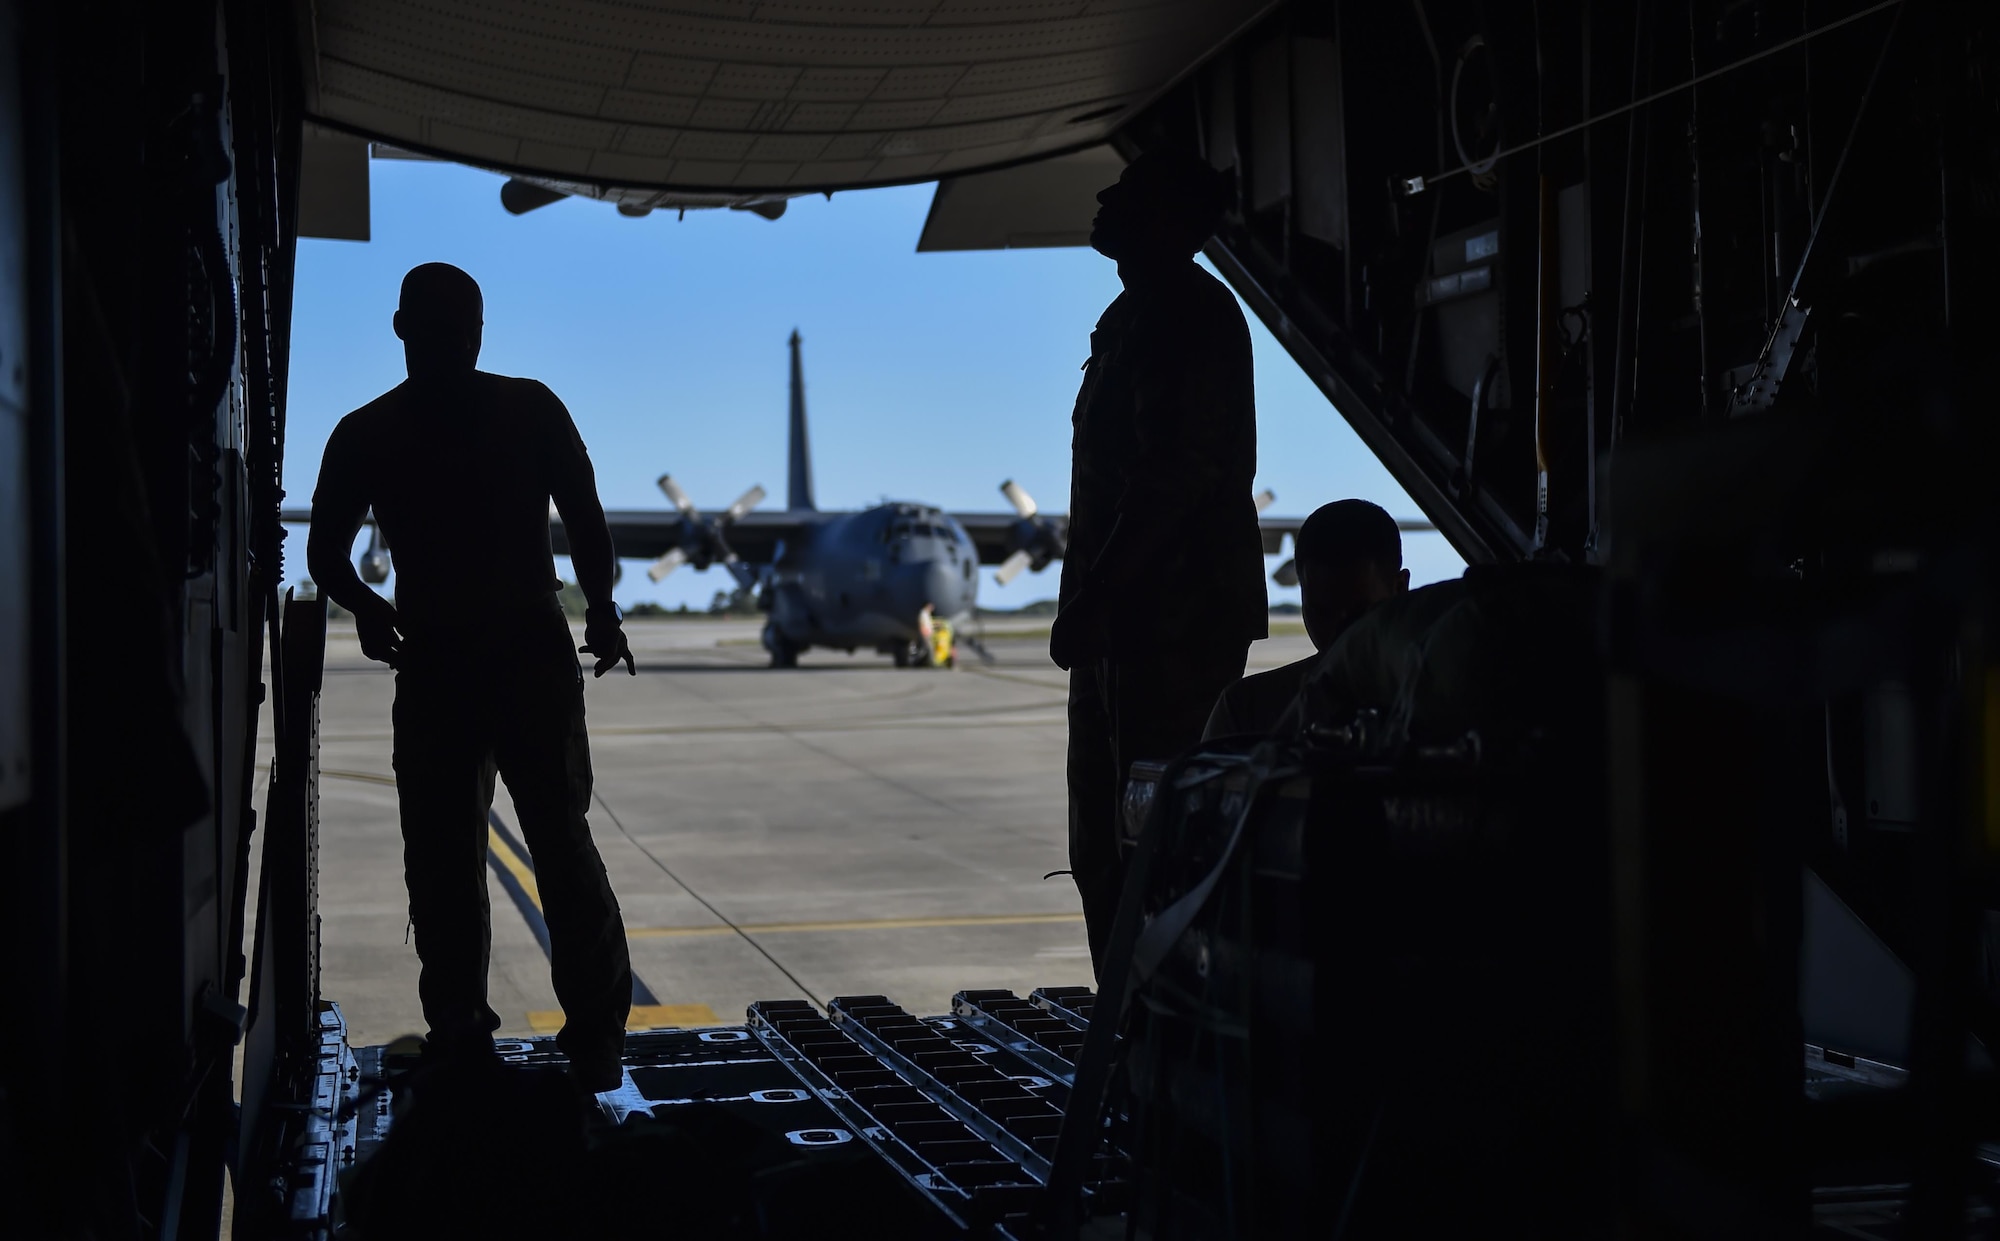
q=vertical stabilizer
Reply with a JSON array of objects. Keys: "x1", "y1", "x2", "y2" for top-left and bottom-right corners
[{"x1": 787, "y1": 329, "x2": 816, "y2": 511}]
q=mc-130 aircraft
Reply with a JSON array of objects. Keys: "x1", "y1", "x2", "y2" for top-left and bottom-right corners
[{"x1": 298, "y1": 332, "x2": 1431, "y2": 666}]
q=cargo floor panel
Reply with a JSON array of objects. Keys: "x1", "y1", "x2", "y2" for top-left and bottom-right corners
[{"x1": 336, "y1": 988, "x2": 1115, "y2": 1236}]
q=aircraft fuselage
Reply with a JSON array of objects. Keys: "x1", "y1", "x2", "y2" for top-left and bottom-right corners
[{"x1": 762, "y1": 501, "x2": 979, "y2": 662}]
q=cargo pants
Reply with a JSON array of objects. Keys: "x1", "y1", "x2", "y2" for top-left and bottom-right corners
[
  {"x1": 1067, "y1": 644, "x2": 1248, "y2": 976},
  {"x1": 390, "y1": 601, "x2": 632, "y2": 1067}
]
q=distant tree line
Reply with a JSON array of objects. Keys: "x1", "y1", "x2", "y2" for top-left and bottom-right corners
[
  {"x1": 975, "y1": 599, "x2": 1058, "y2": 619},
  {"x1": 555, "y1": 580, "x2": 747, "y2": 619}
]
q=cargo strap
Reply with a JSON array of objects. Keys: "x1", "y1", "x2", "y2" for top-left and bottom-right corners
[{"x1": 1038, "y1": 738, "x2": 1299, "y2": 1237}]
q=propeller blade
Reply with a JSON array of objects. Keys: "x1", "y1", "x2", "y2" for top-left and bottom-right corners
[
  {"x1": 657, "y1": 474, "x2": 696, "y2": 515},
  {"x1": 647, "y1": 548, "x2": 688, "y2": 582},
  {"x1": 1000, "y1": 479, "x2": 1038, "y2": 519},
  {"x1": 359, "y1": 521, "x2": 391, "y2": 583},
  {"x1": 1271, "y1": 558, "x2": 1298, "y2": 588},
  {"x1": 1253, "y1": 488, "x2": 1277, "y2": 514},
  {"x1": 723, "y1": 484, "x2": 767, "y2": 523},
  {"x1": 995, "y1": 548, "x2": 1034, "y2": 586}
]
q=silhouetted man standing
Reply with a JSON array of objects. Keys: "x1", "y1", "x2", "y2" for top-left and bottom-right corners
[
  {"x1": 1051, "y1": 153, "x2": 1267, "y2": 974},
  {"x1": 309, "y1": 263, "x2": 637, "y2": 1092}
]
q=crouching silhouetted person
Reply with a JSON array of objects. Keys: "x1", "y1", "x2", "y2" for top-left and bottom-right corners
[
  {"x1": 308, "y1": 263, "x2": 637, "y2": 1092},
  {"x1": 1204, "y1": 499, "x2": 1410, "y2": 739},
  {"x1": 1051, "y1": 153, "x2": 1267, "y2": 976}
]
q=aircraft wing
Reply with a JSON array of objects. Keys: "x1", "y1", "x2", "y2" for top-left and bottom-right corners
[
  {"x1": 1256, "y1": 515, "x2": 1439, "y2": 555},
  {"x1": 282, "y1": 505, "x2": 1437, "y2": 568},
  {"x1": 279, "y1": 507, "x2": 815, "y2": 566},
  {"x1": 578, "y1": 510, "x2": 807, "y2": 563},
  {"x1": 947, "y1": 509, "x2": 1438, "y2": 564}
]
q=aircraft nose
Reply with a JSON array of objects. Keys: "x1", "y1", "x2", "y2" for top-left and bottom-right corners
[
  {"x1": 923, "y1": 561, "x2": 961, "y2": 615},
  {"x1": 894, "y1": 557, "x2": 964, "y2": 624}
]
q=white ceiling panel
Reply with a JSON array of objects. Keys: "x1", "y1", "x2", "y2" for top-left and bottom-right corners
[{"x1": 300, "y1": 0, "x2": 1274, "y2": 195}]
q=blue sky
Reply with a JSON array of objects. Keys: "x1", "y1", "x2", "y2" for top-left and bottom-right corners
[{"x1": 286, "y1": 159, "x2": 1462, "y2": 612}]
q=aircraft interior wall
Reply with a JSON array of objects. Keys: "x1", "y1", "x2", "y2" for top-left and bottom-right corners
[
  {"x1": 1112, "y1": 0, "x2": 2000, "y2": 1228},
  {"x1": 0, "y1": 0, "x2": 302, "y2": 1235}
]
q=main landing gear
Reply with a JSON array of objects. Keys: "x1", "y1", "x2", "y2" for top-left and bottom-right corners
[{"x1": 764, "y1": 626, "x2": 800, "y2": 668}]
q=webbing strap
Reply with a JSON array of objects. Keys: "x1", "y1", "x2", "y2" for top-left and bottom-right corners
[{"x1": 1039, "y1": 739, "x2": 1297, "y2": 1236}]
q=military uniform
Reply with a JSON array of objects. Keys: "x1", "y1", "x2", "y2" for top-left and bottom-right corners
[
  {"x1": 1061, "y1": 261, "x2": 1267, "y2": 971},
  {"x1": 314, "y1": 373, "x2": 632, "y2": 1068}
]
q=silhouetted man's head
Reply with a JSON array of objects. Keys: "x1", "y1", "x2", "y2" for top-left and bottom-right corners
[
  {"x1": 1295, "y1": 499, "x2": 1411, "y2": 650},
  {"x1": 1090, "y1": 152, "x2": 1231, "y2": 266},
  {"x1": 394, "y1": 263, "x2": 483, "y2": 378}
]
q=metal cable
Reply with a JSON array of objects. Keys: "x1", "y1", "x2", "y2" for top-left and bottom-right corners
[{"x1": 1405, "y1": 0, "x2": 1904, "y2": 194}]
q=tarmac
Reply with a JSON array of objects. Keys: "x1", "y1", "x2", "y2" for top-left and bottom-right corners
[{"x1": 257, "y1": 614, "x2": 1316, "y2": 1048}]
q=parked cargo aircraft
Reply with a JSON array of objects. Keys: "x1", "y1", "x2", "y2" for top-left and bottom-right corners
[{"x1": 575, "y1": 331, "x2": 1079, "y2": 666}]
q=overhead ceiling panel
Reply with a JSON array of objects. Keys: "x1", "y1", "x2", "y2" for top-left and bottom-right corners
[{"x1": 298, "y1": 0, "x2": 1275, "y2": 194}]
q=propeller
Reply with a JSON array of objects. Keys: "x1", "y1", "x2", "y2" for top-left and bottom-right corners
[
  {"x1": 995, "y1": 479, "x2": 1066, "y2": 587},
  {"x1": 646, "y1": 548, "x2": 687, "y2": 583},
  {"x1": 359, "y1": 519, "x2": 391, "y2": 585},
  {"x1": 1256, "y1": 490, "x2": 1297, "y2": 585},
  {"x1": 995, "y1": 550, "x2": 1033, "y2": 586},
  {"x1": 723, "y1": 484, "x2": 767, "y2": 522},
  {"x1": 647, "y1": 476, "x2": 765, "y2": 582},
  {"x1": 658, "y1": 473, "x2": 695, "y2": 515}
]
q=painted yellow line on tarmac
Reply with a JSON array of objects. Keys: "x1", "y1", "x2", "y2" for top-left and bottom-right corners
[
  {"x1": 627, "y1": 911, "x2": 1085, "y2": 939},
  {"x1": 485, "y1": 824, "x2": 543, "y2": 909},
  {"x1": 526, "y1": 1003, "x2": 722, "y2": 1034},
  {"x1": 316, "y1": 772, "x2": 551, "y2": 918},
  {"x1": 316, "y1": 773, "x2": 1085, "y2": 939},
  {"x1": 312, "y1": 768, "x2": 725, "y2": 1025}
]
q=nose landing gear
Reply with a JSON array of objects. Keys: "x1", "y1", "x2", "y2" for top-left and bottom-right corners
[{"x1": 763, "y1": 625, "x2": 800, "y2": 668}]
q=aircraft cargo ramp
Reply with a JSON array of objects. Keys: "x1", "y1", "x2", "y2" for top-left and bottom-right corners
[{"x1": 294, "y1": 991, "x2": 1116, "y2": 1238}]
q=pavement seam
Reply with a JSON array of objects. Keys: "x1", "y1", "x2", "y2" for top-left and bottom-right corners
[{"x1": 589, "y1": 787, "x2": 827, "y2": 1009}]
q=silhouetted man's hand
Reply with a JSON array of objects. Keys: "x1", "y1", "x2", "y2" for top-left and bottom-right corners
[
  {"x1": 580, "y1": 606, "x2": 636, "y2": 678},
  {"x1": 354, "y1": 596, "x2": 404, "y2": 667},
  {"x1": 1049, "y1": 591, "x2": 1109, "y2": 672}
]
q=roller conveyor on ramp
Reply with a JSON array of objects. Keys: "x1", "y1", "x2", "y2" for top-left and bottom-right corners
[{"x1": 295, "y1": 988, "x2": 1119, "y2": 1238}]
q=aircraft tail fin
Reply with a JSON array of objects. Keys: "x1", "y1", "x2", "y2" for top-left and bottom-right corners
[{"x1": 787, "y1": 329, "x2": 816, "y2": 511}]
